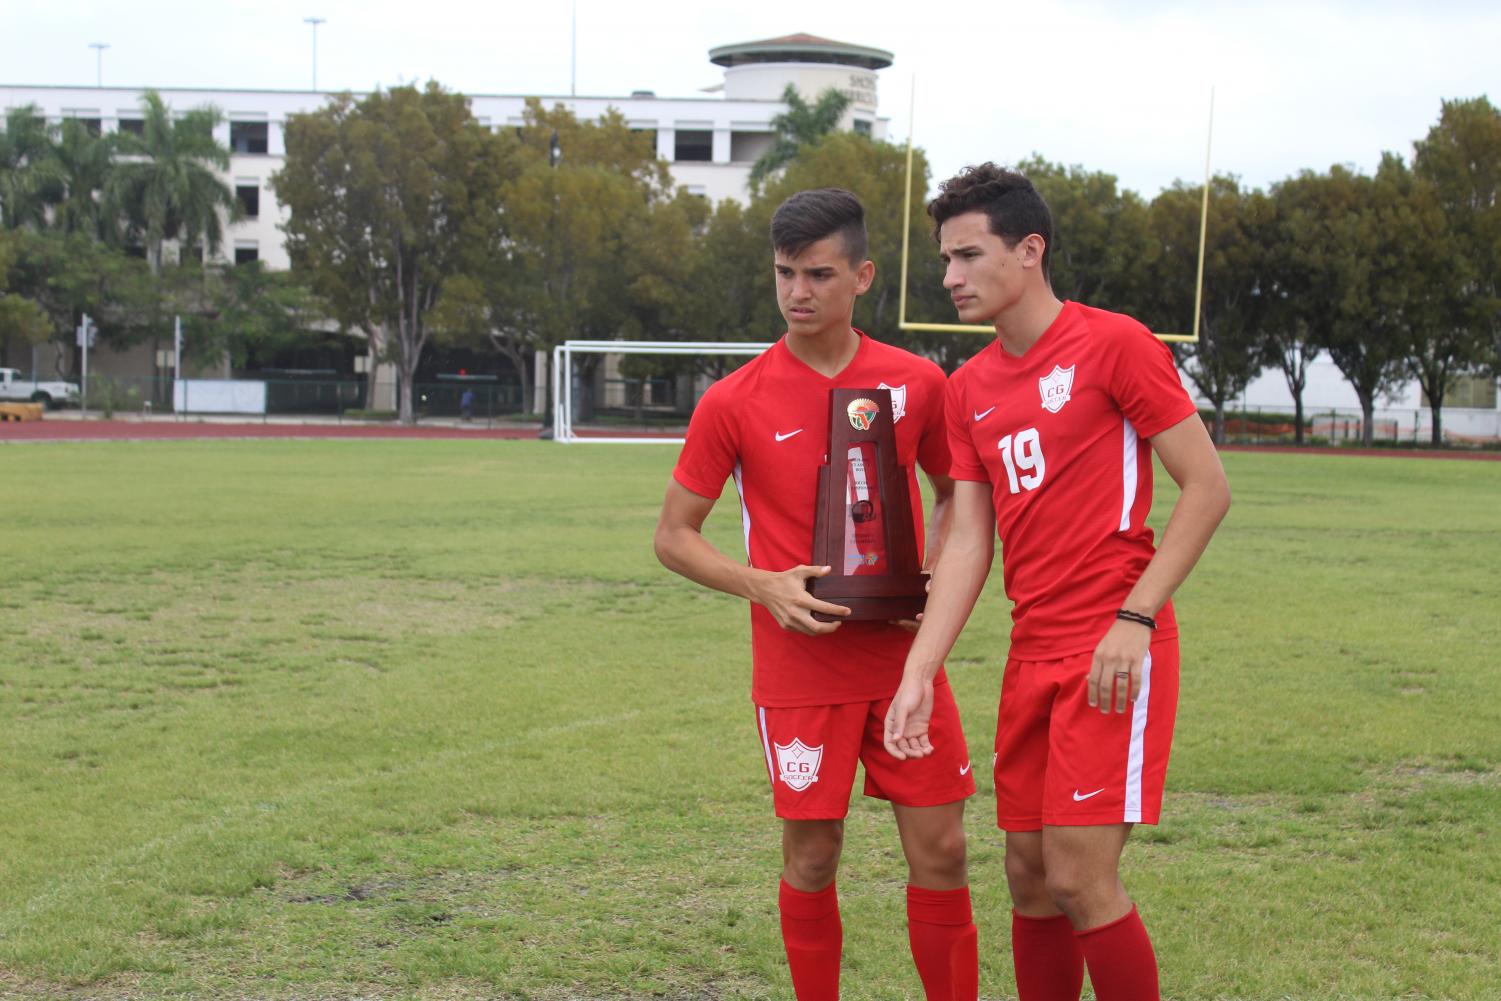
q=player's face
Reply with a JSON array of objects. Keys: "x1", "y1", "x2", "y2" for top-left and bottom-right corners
[
  {"x1": 774, "y1": 236, "x2": 875, "y2": 339},
  {"x1": 938, "y1": 210, "x2": 1042, "y2": 324}
]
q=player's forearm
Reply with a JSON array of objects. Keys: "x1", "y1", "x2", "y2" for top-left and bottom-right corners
[
  {"x1": 654, "y1": 524, "x2": 765, "y2": 603},
  {"x1": 902, "y1": 531, "x2": 993, "y2": 682},
  {"x1": 922, "y1": 492, "x2": 954, "y2": 573},
  {"x1": 1122, "y1": 475, "x2": 1231, "y2": 616}
]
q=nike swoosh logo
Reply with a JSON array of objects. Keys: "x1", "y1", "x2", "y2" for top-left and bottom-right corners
[
  {"x1": 973, "y1": 407, "x2": 995, "y2": 421},
  {"x1": 959, "y1": 762, "x2": 972, "y2": 776},
  {"x1": 1072, "y1": 788, "x2": 1105, "y2": 801},
  {"x1": 774, "y1": 429, "x2": 803, "y2": 442}
]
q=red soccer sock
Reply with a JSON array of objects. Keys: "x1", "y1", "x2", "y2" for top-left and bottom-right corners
[
  {"x1": 1011, "y1": 910, "x2": 1085, "y2": 1001},
  {"x1": 1075, "y1": 905, "x2": 1160, "y2": 1001},
  {"x1": 779, "y1": 879, "x2": 842, "y2": 1000},
  {"x1": 906, "y1": 885, "x2": 979, "y2": 1000}
]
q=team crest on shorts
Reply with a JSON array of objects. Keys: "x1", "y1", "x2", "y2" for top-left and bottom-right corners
[
  {"x1": 877, "y1": 382, "x2": 907, "y2": 423},
  {"x1": 1038, "y1": 365, "x2": 1075, "y2": 414},
  {"x1": 774, "y1": 738, "x2": 824, "y2": 792},
  {"x1": 847, "y1": 398, "x2": 879, "y2": 432}
]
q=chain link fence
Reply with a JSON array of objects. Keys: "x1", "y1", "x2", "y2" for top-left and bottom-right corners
[{"x1": 1209, "y1": 404, "x2": 1501, "y2": 447}]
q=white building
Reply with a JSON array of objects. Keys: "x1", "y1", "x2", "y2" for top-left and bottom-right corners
[{"x1": 3, "y1": 33, "x2": 893, "y2": 272}]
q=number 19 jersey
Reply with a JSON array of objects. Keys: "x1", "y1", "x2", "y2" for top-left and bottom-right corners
[{"x1": 945, "y1": 302, "x2": 1199, "y2": 659}]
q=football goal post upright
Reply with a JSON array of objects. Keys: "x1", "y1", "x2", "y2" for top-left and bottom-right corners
[{"x1": 551, "y1": 340, "x2": 772, "y2": 444}]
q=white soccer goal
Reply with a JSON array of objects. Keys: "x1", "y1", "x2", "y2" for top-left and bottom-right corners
[{"x1": 551, "y1": 340, "x2": 772, "y2": 444}]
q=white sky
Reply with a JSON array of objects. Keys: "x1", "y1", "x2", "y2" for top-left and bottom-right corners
[{"x1": 4, "y1": 0, "x2": 1497, "y2": 198}]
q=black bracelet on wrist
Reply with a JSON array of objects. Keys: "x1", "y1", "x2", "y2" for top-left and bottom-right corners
[{"x1": 1116, "y1": 608, "x2": 1157, "y2": 630}]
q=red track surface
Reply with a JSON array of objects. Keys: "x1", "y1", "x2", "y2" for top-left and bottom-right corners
[
  {"x1": 0, "y1": 420, "x2": 539, "y2": 442},
  {"x1": 4, "y1": 421, "x2": 1497, "y2": 459}
]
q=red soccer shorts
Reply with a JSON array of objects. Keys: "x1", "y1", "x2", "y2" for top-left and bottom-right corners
[
  {"x1": 993, "y1": 636, "x2": 1179, "y2": 831},
  {"x1": 756, "y1": 683, "x2": 977, "y2": 820}
]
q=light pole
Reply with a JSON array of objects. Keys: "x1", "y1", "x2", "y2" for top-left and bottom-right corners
[
  {"x1": 303, "y1": 17, "x2": 325, "y2": 91},
  {"x1": 89, "y1": 42, "x2": 109, "y2": 87},
  {"x1": 539, "y1": 130, "x2": 563, "y2": 438}
]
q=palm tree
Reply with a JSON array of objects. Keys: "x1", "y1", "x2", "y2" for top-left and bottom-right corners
[
  {"x1": 0, "y1": 105, "x2": 62, "y2": 230},
  {"x1": 109, "y1": 90, "x2": 240, "y2": 274},
  {"x1": 52, "y1": 120, "x2": 119, "y2": 241},
  {"x1": 748, "y1": 85, "x2": 854, "y2": 189}
]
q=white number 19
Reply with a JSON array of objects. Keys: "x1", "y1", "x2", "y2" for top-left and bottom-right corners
[{"x1": 998, "y1": 427, "x2": 1045, "y2": 494}]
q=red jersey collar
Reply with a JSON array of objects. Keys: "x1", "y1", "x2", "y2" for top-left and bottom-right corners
[{"x1": 775, "y1": 328, "x2": 871, "y2": 383}]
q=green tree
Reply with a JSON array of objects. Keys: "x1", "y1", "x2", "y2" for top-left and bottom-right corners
[
  {"x1": 275, "y1": 83, "x2": 516, "y2": 423},
  {"x1": 1314, "y1": 162, "x2": 1412, "y2": 446},
  {"x1": 1017, "y1": 155, "x2": 1153, "y2": 317},
  {"x1": 0, "y1": 230, "x2": 53, "y2": 352},
  {"x1": 1370, "y1": 153, "x2": 1472, "y2": 445},
  {"x1": 0, "y1": 106, "x2": 60, "y2": 231},
  {"x1": 52, "y1": 120, "x2": 119, "y2": 241},
  {"x1": 1145, "y1": 177, "x2": 1266, "y2": 443},
  {"x1": 1412, "y1": 96, "x2": 1501, "y2": 432},
  {"x1": 749, "y1": 85, "x2": 853, "y2": 190},
  {"x1": 177, "y1": 262, "x2": 321, "y2": 371},
  {"x1": 1258, "y1": 169, "x2": 1348, "y2": 445},
  {"x1": 492, "y1": 100, "x2": 693, "y2": 419},
  {"x1": 679, "y1": 199, "x2": 780, "y2": 357},
  {"x1": 110, "y1": 91, "x2": 240, "y2": 275},
  {"x1": 0, "y1": 228, "x2": 158, "y2": 376}
]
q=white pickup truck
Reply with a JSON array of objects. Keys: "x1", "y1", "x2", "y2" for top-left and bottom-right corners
[{"x1": 0, "y1": 368, "x2": 81, "y2": 408}]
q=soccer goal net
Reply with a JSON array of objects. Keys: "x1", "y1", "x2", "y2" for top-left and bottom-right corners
[{"x1": 551, "y1": 340, "x2": 772, "y2": 444}]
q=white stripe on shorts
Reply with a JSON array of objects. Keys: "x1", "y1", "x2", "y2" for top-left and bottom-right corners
[
  {"x1": 757, "y1": 706, "x2": 775, "y2": 786},
  {"x1": 1123, "y1": 651, "x2": 1153, "y2": 823}
]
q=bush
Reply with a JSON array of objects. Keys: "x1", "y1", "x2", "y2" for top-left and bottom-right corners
[
  {"x1": 1198, "y1": 407, "x2": 1310, "y2": 428},
  {"x1": 93, "y1": 377, "x2": 142, "y2": 419}
]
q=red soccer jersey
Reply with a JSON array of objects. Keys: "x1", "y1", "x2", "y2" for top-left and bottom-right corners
[
  {"x1": 673, "y1": 332, "x2": 951, "y2": 708},
  {"x1": 945, "y1": 301, "x2": 1199, "y2": 659}
]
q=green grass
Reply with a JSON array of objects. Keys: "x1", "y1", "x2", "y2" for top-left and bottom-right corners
[{"x1": 1, "y1": 442, "x2": 1498, "y2": 999}]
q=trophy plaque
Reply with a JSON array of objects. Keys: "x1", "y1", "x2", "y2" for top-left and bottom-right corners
[{"x1": 808, "y1": 387, "x2": 929, "y2": 622}]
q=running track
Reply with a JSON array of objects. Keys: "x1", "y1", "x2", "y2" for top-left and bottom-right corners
[
  {"x1": 2, "y1": 420, "x2": 1496, "y2": 459},
  {"x1": 0, "y1": 421, "x2": 541, "y2": 442}
]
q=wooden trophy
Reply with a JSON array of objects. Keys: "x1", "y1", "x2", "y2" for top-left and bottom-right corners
[{"x1": 808, "y1": 387, "x2": 929, "y2": 622}]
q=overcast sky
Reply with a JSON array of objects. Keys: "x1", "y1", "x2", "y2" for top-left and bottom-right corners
[{"x1": 5, "y1": 1, "x2": 1496, "y2": 198}]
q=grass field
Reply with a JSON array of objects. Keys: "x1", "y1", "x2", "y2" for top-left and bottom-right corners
[{"x1": 1, "y1": 441, "x2": 1498, "y2": 1000}]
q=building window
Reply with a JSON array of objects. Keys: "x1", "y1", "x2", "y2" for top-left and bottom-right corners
[
  {"x1": 234, "y1": 244, "x2": 259, "y2": 265},
  {"x1": 730, "y1": 131, "x2": 774, "y2": 163},
  {"x1": 852, "y1": 119, "x2": 872, "y2": 137},
  {"x1": 117, "y1": 117, "x2": 144, "y2": 136},
  {"x1": 674, "y1": 129, "x2": 712, "y2": 162},
  {"x1": 236, "y1": 183, "x2": 260, "y2": 219},
  {"x1": 230, "y1": 121, "x2": 269, "y2": 154},
  {"x1": 1424, "y1": 375, "x2": 1498, "y2": 410}
]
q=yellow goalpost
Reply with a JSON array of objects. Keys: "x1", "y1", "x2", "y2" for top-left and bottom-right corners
[{"x1": 896, "y1": 82, "x2": 1215, "y2": 344}]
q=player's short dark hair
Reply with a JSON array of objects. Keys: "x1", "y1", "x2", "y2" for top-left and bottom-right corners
[
  {"x1": 927, "y1": 163, "x2": 1053, "y2": 280},
  {"x1": 770, "y1": 187, "x2": 869, "y2": 264}
]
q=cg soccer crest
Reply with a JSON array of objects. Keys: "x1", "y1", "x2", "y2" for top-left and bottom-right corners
[
  {"x1": 774, "y1": 739, "x2": 824, "y2": 792},
  {"x1": 1038, "y1": 364, "x2": 1075, "y2": 414},
  {"x1": 877, "y1": 382, "x2": 907, "y2": 423}
]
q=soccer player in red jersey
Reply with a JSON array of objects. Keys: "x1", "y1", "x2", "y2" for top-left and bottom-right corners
[
  {"x1": 654, "y1": 188, "x2": 979, "y2": 1000},
  {"x1": 884, "y1": 165, "x2": 1232, "y2": 1001}
]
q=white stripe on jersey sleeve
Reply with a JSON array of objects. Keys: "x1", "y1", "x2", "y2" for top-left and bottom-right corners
[
  {"x1": 732, "y1": 460, "x2": 752, "y2": 561},
  {"x1": 1120, "y1": 418, "x2": 1139, "y2": 532}
]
